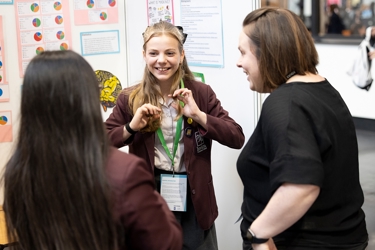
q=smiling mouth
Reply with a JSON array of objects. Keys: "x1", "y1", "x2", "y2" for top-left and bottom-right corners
[{"x1": 156, "y1": 67, "x2": 171, "y2": 72}]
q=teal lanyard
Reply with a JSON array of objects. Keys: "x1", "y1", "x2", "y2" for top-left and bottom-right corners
[{"x1": 156, "y1": 79, "x2": 185, "y2": 173}]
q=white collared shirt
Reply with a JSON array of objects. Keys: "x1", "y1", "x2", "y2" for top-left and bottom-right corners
[{"x1": 154, "y1": 97, "x2": 186, "y2": 172}]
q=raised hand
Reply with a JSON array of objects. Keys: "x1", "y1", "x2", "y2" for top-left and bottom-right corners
[{"x1": 130, "y1": 103, "x2": 161, "y2": 131}]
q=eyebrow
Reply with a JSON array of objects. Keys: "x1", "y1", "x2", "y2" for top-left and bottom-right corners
[{"x1": 147, "y1": 48, "x2": 177, "y2": 51}]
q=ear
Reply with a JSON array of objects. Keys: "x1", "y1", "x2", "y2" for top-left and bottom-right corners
[{"x1": 180, "y1": 49, "x2": 185, "y2": 64}]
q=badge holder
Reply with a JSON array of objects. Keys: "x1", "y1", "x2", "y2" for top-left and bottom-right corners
[{"x1": 160, "y1": 174, "x2": 187, "y2": 211}]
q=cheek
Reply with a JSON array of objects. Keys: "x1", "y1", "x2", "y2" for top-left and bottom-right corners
[
  {"x1": 250, "y1": 60, "x2": 260, "y2": 76},
  {"x1": 145, "y1": 57, "x2": 157, "y2": 66}
]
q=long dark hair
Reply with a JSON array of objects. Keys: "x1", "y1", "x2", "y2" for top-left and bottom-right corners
[{"x1": 3, "y1": 50, "x2": 118, "y2": 250}]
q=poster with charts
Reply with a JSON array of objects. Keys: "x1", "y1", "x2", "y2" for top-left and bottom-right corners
[
  {"x1": 15, "y1": 0, "x2": 72, "y2": 77},
  {"x1": 147, "y1": 0, "x2": 174, "y2": 25},
  {"x1": 0, "y1": 0, "x2": 13, "y2": 4},
  {"x1": 0, "y1": 16, "x2": 8, "y2": 88},
  {"x1": 74, "y1": 0, "x2": 118, "y2": 25},
  {"x1": 0, "y1": 84, "x2": 10, "y2": 102},
  {"x1": 0, "y1": 110, "x2": 12, "y2": 142}
]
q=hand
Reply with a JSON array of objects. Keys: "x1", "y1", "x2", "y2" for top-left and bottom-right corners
[
  {"x1": 369, "y1": 50, "x2": 375, "y2": 60},
  {"x1": 130, "y1": 103, "x2": 161, "y2": 131},
  {"x1": 252, "y1": 238, "x2": 277, "y2": 250},
  {"x1": 170, "y1": 88, "x2": 207, "y2": 127}
]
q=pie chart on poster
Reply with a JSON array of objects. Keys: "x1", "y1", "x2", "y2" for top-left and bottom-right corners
[
  {"x1": 56, "y1": 31, "x2": 65, "y2": 40},
  {"x1": 0, "y1": 75, "x2": 2, "y2": 82},
  {"x1": 36, "y1": 47, "x2": 44, "y2": 55},
  {"x1": 0, "y1": 116, "x2": 8, "y2": 125},
  {"x1": 0, "y1": 88, "x2": 3, "y2": 96},
  {"x1": 55, "y1": 15, "x2": 63, "y2": 24},
  {"x1": 100, "y1": 12, "x2": 107, "y2": 20},
  {"x1": 34, "y1": 32, "x2": 42, "y2": 42},
  {"x1": 108, "y1": 0, "x2": 116, "y2": 7},
  {"x1": 54, "y1": 1, "x2": 62, "y2": 11},
  {"x1": 0, "y1": 61, "x2": 2, "y2": 69},
  {"x1": 87, "y1": 0, "x2": 94, "y2": 8},
  {"x1": 30, "y1": 3, "x2": 39, "y2": 12},
  {"x1": 32, "y1": 18, "x2": 41, "y2": 27},
  {"x1": 60, "y1": 42, "x2": 68, "y2": 50}
]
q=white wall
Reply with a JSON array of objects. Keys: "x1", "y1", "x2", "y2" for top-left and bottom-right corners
[{"x1": 316, "y1": 43, "x2": 375, "y2": 119}]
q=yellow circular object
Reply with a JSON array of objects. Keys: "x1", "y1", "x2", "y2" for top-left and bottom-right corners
[{"x1": 95, "y1": 70, "x2": 122, "y2": 112}]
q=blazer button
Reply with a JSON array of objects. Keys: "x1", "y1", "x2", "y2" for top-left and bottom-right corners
[{"x1": 192, "y1": 189, "x2": 196, "y2": 195}]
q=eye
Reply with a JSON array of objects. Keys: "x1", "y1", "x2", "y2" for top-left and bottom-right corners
[
  {"x1": 148, "y1": 51, "x2": 157, "y2": 56},
  {"x1": 166, "y1": 51, "x2": 175, "y2": 56}
]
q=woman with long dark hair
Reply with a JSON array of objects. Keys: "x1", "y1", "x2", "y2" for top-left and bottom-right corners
[{"x1": 3, "y1": 50, "x2": 182, "y2": 250}]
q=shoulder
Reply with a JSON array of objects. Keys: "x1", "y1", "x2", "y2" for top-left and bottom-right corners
[
  {"x1": 262, "y1": 84, "x2": 292, "y2": 116},
  {"x1": 261, "y1": 79, "x2": 336, "y2": 126},
  {"x1": 116, "y1": 84, "x2": 141, "y2": 106},
  {"x1": 107, "y1": 147, "x2": 140, "y2": 165},
  {"x1": 265, "y1": 80, "x2": 331, "y2": 109},
  {"x1": 184, "y1": 79, "x2": 216, "y2": 101},
  {"x1": 106, "y1": 147, "x2": 152, "y2": 181},
  {"x1": 119, "y1": 84, "x2": 140, "y2": 98},
  {"x1": 184, "y1": 79, "x2": 210, "y2": 91},
  {"x1": 261, "y1": 82, "x2": 312, "y2": 124}
]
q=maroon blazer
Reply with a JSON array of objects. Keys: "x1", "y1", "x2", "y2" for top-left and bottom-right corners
[
  {"x1": 105, "y1": 80, "x2": 245, "y2": 230},
  {"x1": 106, "y1": 147, "x2": 182, "y2": 250}
]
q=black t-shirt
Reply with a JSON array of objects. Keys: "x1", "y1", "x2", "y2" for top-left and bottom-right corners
[{"x1": 237, "y1": 80, "x2": 368, "y2": 248}]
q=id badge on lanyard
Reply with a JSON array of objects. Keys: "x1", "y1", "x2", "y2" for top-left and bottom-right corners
[
  {"x1": 160, "y1": 174, "x2": 187, "y2": 211},
  {"x1": 157, "y1": 79, "x2": 189, "y2": 211}
]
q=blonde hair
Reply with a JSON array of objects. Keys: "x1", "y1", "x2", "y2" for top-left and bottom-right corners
[{"x1": 128, "y1": 21, "x2": 194, "y2": 132}]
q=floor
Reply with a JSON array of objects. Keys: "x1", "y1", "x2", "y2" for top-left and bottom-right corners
[{"x1": 357, "y1": 129, "x2": 375, "y2": 249}]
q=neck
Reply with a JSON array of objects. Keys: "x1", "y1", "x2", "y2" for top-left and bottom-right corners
[
  {"x1": 286, "y1": 72, "x2": 324, "y2": 83},
  {"x1": 158, "y1": 81, "x2": 173, "y2": 99},
  {"x1": 160, "y1": 78, "x2": 181, "y2": 97}
]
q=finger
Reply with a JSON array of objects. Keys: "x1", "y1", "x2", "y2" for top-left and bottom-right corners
[
  {"x1": 172, "y1": 88, "x2": 187, "y2": 97},
  {"x1": 141, "y1": 104, "x2": 161, "y2": 116},
  {"x1": 179, "y1": 89, "x2": 192, "y2": 98},
  {"x1": 173, "y1": 96, "x2": 185, "y2": 107},
  {"x1": 152, "y1": 113, "x2": 161, "y2": 120}
]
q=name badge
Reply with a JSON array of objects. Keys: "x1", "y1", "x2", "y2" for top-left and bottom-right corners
[{"x1": 160, "y1": 174, "x2": 187, "y2": 212}]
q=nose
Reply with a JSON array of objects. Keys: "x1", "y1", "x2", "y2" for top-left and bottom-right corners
[
  {"x1": 236, "y1": 58, "x2": 242, "y2": 68},
  {"x1": 157, "y1": 54, "x2": 167, "y2": 63}
]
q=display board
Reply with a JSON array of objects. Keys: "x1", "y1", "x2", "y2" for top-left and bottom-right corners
[{"x1": 0, "y1": 0, "x2": 128, "y2": 196}]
